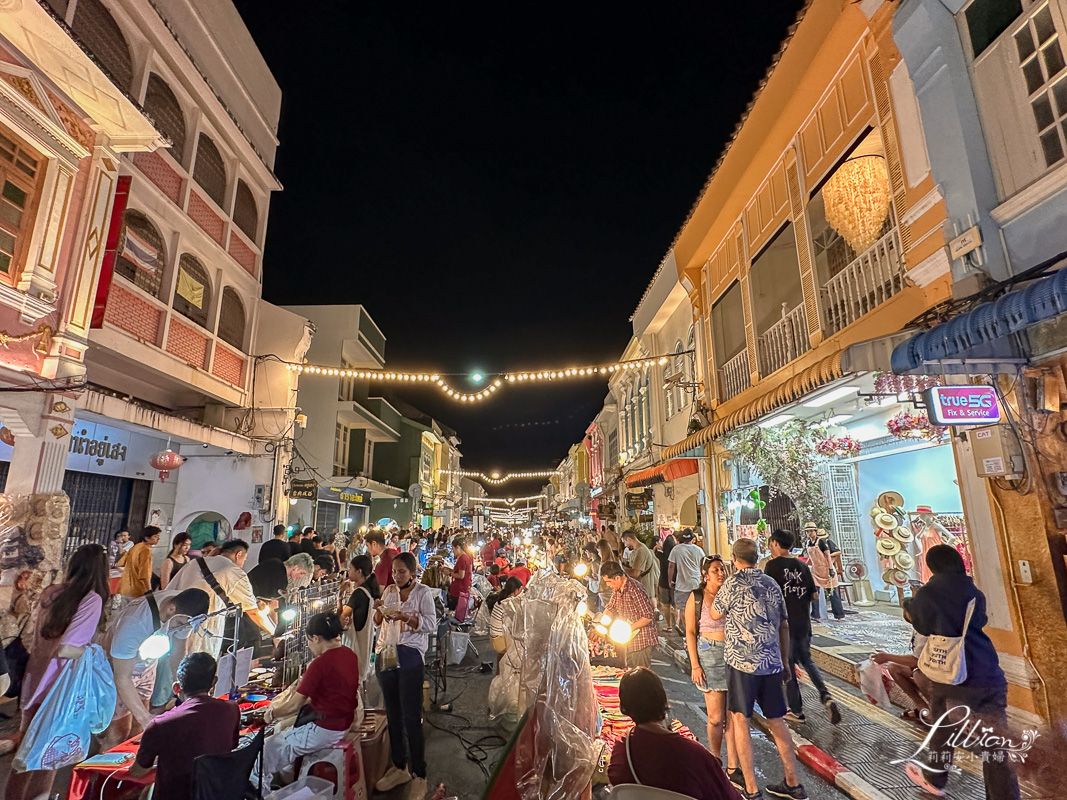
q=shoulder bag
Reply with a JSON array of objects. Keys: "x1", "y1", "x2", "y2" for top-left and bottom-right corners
[{"x1": 918, "y1": 598, "x2": 976, "y2": 685}]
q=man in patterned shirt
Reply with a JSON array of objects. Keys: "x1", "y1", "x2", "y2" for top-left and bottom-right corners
[
  {"x1": 711, "y1": 538, "x2": 807, "y2": 800},
  {"x1": 600, "y1": 561, "x2": 657, "y2": 669}
]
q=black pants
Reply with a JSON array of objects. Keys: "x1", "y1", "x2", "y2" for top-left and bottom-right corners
[
  {"x1": 811, "y1": 587, "x2": 844, "y2": 620},
  {"x1": 784, "y1": 633, "x2": 830, "y2": 713},
  {"x1": 377, "y1": 644, "x2": 426, "y2": 778},
  {"x1": 920, "y1": 682, "x2": 1019, "y2": 799}
]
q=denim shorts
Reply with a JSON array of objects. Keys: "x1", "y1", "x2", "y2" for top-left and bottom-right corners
[{"x1": 693, "y1": 637, "x2": 728, "y2": 692}]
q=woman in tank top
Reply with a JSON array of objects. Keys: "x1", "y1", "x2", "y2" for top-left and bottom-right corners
[
  {"x1": 685, "y1": 554, "x2": 738, "y2": 778},
  {"x1": 158, "y1": 532, "x2": 191, "y2": 589}
]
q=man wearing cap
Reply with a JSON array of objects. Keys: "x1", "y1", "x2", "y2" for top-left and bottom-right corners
[{"x1": 804, "y1": 523, "x2": 844, "y2": 621}]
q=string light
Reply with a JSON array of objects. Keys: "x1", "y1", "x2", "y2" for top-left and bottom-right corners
[
  {"x1": 476, "y1": 494, "x2": 547, "y2": 504},
  {"x1": 285, "y1": 353, "x2": 679, "y2": 404},
  {"x1": 447, "y1": 470, "x2": 558, "y2": 485}
]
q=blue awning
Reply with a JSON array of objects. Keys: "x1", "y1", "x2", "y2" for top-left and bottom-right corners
[{"x1": 890, "y1": 268, "x2": 1067, "y2": 374}]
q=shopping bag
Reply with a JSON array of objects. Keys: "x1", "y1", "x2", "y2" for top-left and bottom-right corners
[
  {"x1": 857, "y1": 658, "x2": 892, "y2": 710},
  {"x1": 13, "y1": 645, "x2": 116, "y2": 772},
  {"x1": 918, "y1": 598, "x2": 975, "y2": 685}
]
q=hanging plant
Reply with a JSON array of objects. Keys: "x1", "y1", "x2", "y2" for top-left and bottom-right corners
[
  {"x1": 873, "y1": 372, "x2": 941, "y2": 397},
  {"x1": 814, "y1": 435, "x2": 862, "y2": 458},
  {"x1": 721, "y1": 420, "x2": 832, "y2": 530},
  {"x1": 886, "y1": 410, "x2": 947, "y2": 443}
]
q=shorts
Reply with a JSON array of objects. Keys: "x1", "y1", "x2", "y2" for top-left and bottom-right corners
[
  {"x1": 112, "y1": 659, "x2": 157, "y2": 721},
  {"x1": 693, "y1": 637, "x2": 727, "y2": 692},
  {"x1": 658, "y1": 585, "x2": 673, "y2": 605},
  {"x1": 727, "y1": 664, "x2": 787, "y2": 719},
  {"x1": 673, "y1": 587, "x2": 693, "y2": 611}
]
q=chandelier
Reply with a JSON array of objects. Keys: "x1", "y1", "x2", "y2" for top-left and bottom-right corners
[{"x1": 823, "y1": 155, "x2": 891, "y2": 253}]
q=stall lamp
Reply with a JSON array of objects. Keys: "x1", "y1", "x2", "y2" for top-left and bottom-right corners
[
  {"x1": 572, "y1": 562, "x2": 589, "y2": 578},
  {"x1": 256, "y1": 605, "x2": 274, "y2": 631},
  {"x1": 608, "y1": 619, "x2": 634, "y2": 644},
  {"x1": 312, "y1": 599, "x2": 324, "y2": 609},
  {"x1": 512, "y1": 536, "x2": 521, "y2": 545},
  {"x1": 522, "y1": 535, "x2": 532, "y2": 545},
  {"x1": 281, "y1": 608, "x2": 298, "y2": 622},
  {"x1": 360, "y1": 525, "x2": 369, "y2": 533},
  {"x1": 289, "y1": 498, "x2": 298, "y2": 506},
  {"x1": 577, "y1": 599, "x2": 588, "y2": 617},
  {"x1": 138, "y1": 632, "x2": 171, "y2": 660},
  {"x1": 467, "y1": 544, "x2": 478, "y2": 553},
  {"x1": 342, "y1": 518, "x2": 353, "y2": 525},
  {"x1": 599, "y1": 613, "x2": 612, "y2": 627},
  {"x1": 672, "y1": 521, "x2": 681, "y2": 530},
  {"x1": 594, "y1": 623, "x2": 608, "y2": 635}
]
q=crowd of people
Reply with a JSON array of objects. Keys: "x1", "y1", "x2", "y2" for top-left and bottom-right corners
[{"x1": 0, "y1": 517, "x2": 1019, "y2": 800}]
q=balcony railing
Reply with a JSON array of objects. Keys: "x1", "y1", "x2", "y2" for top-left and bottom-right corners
[
  {"x1": 718, "y1": 350, "x2": 751, "y2": 402},
  {"x1": 758, "y1": 303, "x2": 809, "y2": 377},
  {"x1": 822, "y1": 227, "x2": 906, "y2": 335}
]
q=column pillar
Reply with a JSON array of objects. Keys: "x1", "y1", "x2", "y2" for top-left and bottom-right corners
[{"x1": 0, "y1": 391, "x2": 74, "y2": 495}]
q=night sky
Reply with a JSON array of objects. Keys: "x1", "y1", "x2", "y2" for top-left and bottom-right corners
[{"x1": 236, "y1": 3, "x2": 804, "y2": 495}]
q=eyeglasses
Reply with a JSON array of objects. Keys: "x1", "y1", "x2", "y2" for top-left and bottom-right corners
[{"x1": 701, "y1": 555, "x2": 724, "y2": 568}]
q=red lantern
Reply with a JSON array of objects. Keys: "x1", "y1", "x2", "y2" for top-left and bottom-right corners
[
  {"x1": 0, "y1": 428, "x2": 14, "y2": 447},
  {"x1": 149, "y1": 449, "x2": 184, "y2": 482}
]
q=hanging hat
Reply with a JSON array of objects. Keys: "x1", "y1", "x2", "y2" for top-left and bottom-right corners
[
  {"x1": 876, "y1": 536, "x2": 902, "y2": 556},
  {"x1": 874, "y1": 512, "x2": 898, "y2": 532},
  {"x1": 882, "y1": 567, "x2": 910, "y2": 587},
  {"x1": 914, "y1": 505, "x2": 934, "y2": 515},
  {"x1": 803, "y1": 522, "x2": 818, "y2": 531},
  {"x1": 892, "y1": 526, "x2": 914, "y2": 543},
  {"x1": 878, "y1": 491, "x2": 905, "y2": 511},
  {"x1": 894, "y1": 551, "x2": 915, "y2": 571},
  {"x1": 870, "y1": 506, "x2": 886, "y2": 518}
]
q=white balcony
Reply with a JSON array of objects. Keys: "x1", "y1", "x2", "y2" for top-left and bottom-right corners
[
  {"x1": 758, "y1": 303, "x2": 809, "y2": 377},
  {"x1": 718, "y1": 350, "x2": 751, "y2": 402},
  {"x1": 821, "y1": 227, "x2": 906, "y2": 335}
]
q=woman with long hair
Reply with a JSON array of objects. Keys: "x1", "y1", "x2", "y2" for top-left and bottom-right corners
[
  {"x1": 372, "y1": 552, "x2": 436, "y2": 799},
  {"x1": 487, "y1": 577, "x2": 522, "y2": 655},
  {"x1": 117, "y1": 526, "x2": 161, "y2": 598},
  {"x1": 340, "y1": 555, "x2": 381, "y2": 695},
  {"x1": 684, "y1": 555, "x2": 738, "y2": 778},
  {"x1": 158, "y1": 532, "x2": 191, "y2": 589},
  {"x1": 596, "y1": 539, "x2": 614, "y2": 609},
  {"x1": 4, "y1": 544, "x2": 110, "y2": 800}
]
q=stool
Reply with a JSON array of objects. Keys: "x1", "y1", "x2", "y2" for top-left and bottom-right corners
[
  {"x1": 837, "y1": 581, "x2": 852, "y2": 606},
  {"x1": 295, "y1": 739, "x2": 367, "y2": 800}
]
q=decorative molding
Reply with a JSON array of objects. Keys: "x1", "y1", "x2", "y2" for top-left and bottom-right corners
[
  {"x1": 991, "y1": 161, "x2": 1067, "y2": 225},
  {"x1": 906, "y1": 246, "x2": 951, "y2": 287},
  {"x1": 900, "y1": 184, "x2": 943, "y2": 227},
  {"x1": 0, "y1": 280, "x2": 55, "y2": 321},
  {"x1": 0, "y1": 70, "x2": 87, "y2": 164}
]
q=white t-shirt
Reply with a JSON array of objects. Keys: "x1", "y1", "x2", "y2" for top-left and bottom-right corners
[
  {"x1": 168, "y1": 556, "x2": 258, "y2": 658},
  {"x1": 107, "y1": 589, "x2": 190, "y2": 661},
  {"x1": 668, "y1": 543, "x2": 705, "y2": 593}
]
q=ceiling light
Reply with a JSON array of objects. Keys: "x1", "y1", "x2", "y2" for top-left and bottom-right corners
[
  {"x1": 803, "y1": 385, "x2": 861, "y2": 408},
  {"x1": 758, "y1": 414, "x2": 795, "y2": 428}
]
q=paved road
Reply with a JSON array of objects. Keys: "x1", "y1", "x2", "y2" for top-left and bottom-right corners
[{"x1": 650, "y1": 652, "x2": 845, "y2": 800}]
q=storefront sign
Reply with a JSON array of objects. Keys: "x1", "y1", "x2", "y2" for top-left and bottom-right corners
[
  {"x1": 317, "y1": 485, "x2": 368, "y2": 504},
  {"x1": 923, "y1": 386, "x2": 1001, "y2": 425},
  {"x1": 289, "y1": 479, "x2": 318, "y2": 499}
]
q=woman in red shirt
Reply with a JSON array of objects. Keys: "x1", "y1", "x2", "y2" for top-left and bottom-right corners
[{"x1": 257, "y1": 612, "x2": 360, "y2": 783}]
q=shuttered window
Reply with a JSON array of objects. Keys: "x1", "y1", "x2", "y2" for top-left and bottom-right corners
[
  {"x1": 217, "y1": 287, "x2": 245, "y2": 350},
  {"x1": 143, "y1": 74, "x2": 186, "y2": 160},
  {"x1": 192, "y1": 134, "x2": 226, "y2": 208},
  {"x1": 232, "y1": 179, "x2": 258, "y2": 240},
  {"x1": 71, "y1": 0, "x2": 133, "y2": 92}
]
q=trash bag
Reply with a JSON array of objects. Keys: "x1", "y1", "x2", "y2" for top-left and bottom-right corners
[
  {"x1": 858, "y1": 658, "x2": 892, "y2": 709},
  {"x1": 446, "y1": 631, "x2": 470, "y2": 665},
  {"x1": 13, "y1": 644, "x2": 116, "y2": 772}
]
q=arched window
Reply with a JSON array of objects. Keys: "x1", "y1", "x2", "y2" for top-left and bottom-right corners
[
  {"x1": 143, "y1": 74, "x2": 186, "y2": 160},
  {"x1": 192, "y1": 134, "x2": 226, "y2": 208},
  {"x1": 173, "y1": 253, "x2": 211, "y2": 329},
  {"x1": 217, "y1": 287, "x2": 245, "y2": 350},
  {"x1": 116, "y1": 210, "x2": 165, "y2": 297},
  {"x1": 232, "y1": 179, "x2": 258, "y2": 240},
  {"x1": 71, "y1": 0, "x2": 133, "y2": 92}
]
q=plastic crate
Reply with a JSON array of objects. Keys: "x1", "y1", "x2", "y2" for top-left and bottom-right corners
[{"x1": 265, "y1": 775, "x2": 335, "y2": 800}]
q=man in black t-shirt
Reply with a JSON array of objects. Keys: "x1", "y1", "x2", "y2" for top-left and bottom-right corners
[
  {"x1": 765, "y1": 529, "x2": 840, "y2": 725},
  {"x1": 259, "y1": 525, "x2": 292, "y2": 564}
]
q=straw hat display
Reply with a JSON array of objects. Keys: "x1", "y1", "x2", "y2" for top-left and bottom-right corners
[
  {"x1": 874, "y1": 512, "x2": 899, "y2": 532},
  {"x1": 893, "y1": 551, "x2": 915, "y2": 570},
  {"x1": 869, "y1": 506, "x2": 886, "y2": 518},
  {"x1": 892, "y1": 526, "x2": 914, "y2": 543},
  {"x1": 877, "y1": 491, "x2": 905, "y2": 511},
  {"x1": 882, "y1": 567, "x2": 910, "y2": 587},
  {"x1": 875, "y1": 535, "x2": 902, "y2": 556}
]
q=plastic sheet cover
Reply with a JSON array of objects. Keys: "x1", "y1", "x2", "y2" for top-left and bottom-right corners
[{"x1": 506, "y1": 571, "x2": 598, "y2": 800}]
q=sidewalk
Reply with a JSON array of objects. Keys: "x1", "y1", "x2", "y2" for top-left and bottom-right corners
[{"x1": 655, "y1": 631, "x2": 1050, "y2": 800}]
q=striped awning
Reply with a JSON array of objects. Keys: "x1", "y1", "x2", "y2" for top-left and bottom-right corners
[
  {"x1": 661, "y1": 350, "x2": 848, "y2": 459},
  {"x1": 625, "y1": 464, "x2": 667, "y2": 488}
]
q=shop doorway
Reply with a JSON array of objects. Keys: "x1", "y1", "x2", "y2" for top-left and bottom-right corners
[
  {"x1": 315, "y1": 501, "x2": 341, "y2": 536},
  {"x1": 62, "y1": 471, "x2": 150, "y2": 558}
]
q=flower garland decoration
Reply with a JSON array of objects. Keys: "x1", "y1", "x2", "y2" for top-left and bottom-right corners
[
  {"x1": 872, "y1": 372, "x2": 941, "y2": 397},
  {"x1": 814, "y1": 435, "x2": 862, "y2": 458},
  {"x1": 886, "y1": 410, "x2": 947, "y2": 443}
]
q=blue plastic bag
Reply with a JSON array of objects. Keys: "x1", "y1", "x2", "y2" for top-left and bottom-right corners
[{"x1": 13, "y1": 644, "x2": 117, "y2": 772}]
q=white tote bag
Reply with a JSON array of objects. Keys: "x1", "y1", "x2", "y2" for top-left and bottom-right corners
[{"x1": 918, "y1": 598, "x2": 976, "y2": 685}]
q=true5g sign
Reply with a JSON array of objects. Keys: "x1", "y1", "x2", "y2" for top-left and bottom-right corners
[{"x1": 922, "y1": 386, "x2": 1001, "y2": 425}]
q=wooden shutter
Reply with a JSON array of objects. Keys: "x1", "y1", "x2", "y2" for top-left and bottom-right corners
[
  {"x1": 736, "y1": 225, "x2": 758, "y2": 384},
  {"x1": 785, "y1": 154, "x2": 823, "y2": 345}
]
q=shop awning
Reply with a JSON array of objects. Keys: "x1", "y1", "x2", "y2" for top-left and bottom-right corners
[
  {"x1": 625, "y1": 464, "x2": 667, "y2": 488},
  {"x1": 890, "y1": 270, "x2": 1067, "y2": 374},
  {"x1": 662, "y1": 350, "x2": 847, "y2": 458},
  {"x1": 663, "y1": 458, "x2": 699, "y2": 482}
]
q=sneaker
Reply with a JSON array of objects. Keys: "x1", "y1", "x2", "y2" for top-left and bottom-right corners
[
  {"x1": 375, "y1": 765, "x2": 412, "y2": 792},
  {"x1": 739, "y1": 790, "x2": 763, "y2": 800},
  {"x1": 765, "y1": 781, "x2": 807, "y2": 799},
  {"x1": 904, "y1": 762, "x2": 946, "y2": 797},
  {"x1": 727, "y1": 767, "x2": 745, "y2": 788},
  {"x1": 824, "y1": 698, "x2": 841, "y2": 725},
  {"x1": 409, "y1": 776, "x2": 428, "y2": 799},
  {"x1": 784, "y1": 710, "x2": 806, "y2": 723}
]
